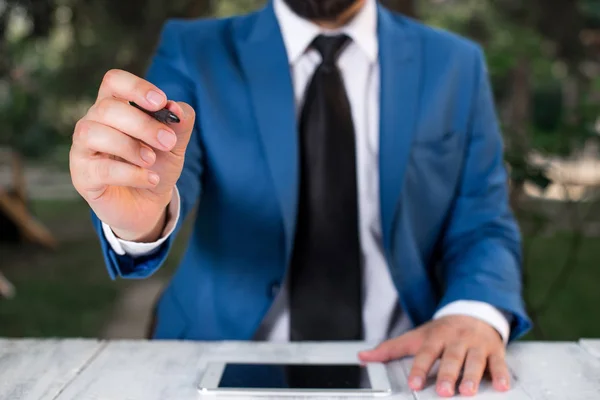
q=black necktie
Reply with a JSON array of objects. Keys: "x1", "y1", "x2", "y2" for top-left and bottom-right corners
[{"x1": 289, "y1": 34, "x2": 363, "y2": 343}]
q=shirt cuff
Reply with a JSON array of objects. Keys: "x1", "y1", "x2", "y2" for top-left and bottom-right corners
[
  {"x1": 101, "y1": 186, "x2": 181, "y2": 258},
  {"x1": 434, "y1": 300, "x2": 511, "y2": 345}
]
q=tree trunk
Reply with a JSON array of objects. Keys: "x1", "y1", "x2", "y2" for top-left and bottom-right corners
[
  {"x1": 11, "y1": 150, "x2": 26, "y2": 205},
  {"x1": 506, "y1": 57, "x2": 532, "y2": 210},
  {"x1": 122, "y1": 0, "x2": 214, "y2": 75},
  {"x1": 379, "y1": 0, "x2": 417, "y2": 18},
  {"x1": 533, "y1": 0, "x2": 584, "y2": 65}
]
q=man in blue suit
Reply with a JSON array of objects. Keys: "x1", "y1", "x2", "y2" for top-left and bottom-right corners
[{"x1": 69, "y1": 0, "x2": 531, "y2": 396}]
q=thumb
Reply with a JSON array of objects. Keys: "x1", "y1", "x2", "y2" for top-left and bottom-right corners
[
  {"x1": 358, "y1": 331, "x2": 422, "y2": 363},
  {"x1": 165, "y1": 101, "x2": 196, "y2": 156}
]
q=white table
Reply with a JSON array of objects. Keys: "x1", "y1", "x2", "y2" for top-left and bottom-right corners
[{"x1": 1, "y1": 339, "x2": 600, "y2": 399}]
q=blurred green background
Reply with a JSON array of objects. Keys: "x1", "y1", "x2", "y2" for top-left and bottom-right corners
[{"x1": 0, "y1": 0, "x2": 599, "y2": 341}]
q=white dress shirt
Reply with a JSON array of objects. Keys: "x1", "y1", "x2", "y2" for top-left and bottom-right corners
[{"x1": 102, "y1": 0, "x2": 510, "y2": 344}]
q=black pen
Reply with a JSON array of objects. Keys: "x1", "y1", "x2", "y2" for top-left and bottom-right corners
[{"x1": 129, "y1": 101, "x2": 180, "y2": 124}]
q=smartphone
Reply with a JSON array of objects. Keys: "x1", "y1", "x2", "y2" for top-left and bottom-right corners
[{"x1": 198, "y1": 362, "x2": 392, "y2": 397}]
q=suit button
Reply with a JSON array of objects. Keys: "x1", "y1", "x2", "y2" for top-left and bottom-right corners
[{"x1": 269, "y1": 281, "x2": 281, "y2": 298}]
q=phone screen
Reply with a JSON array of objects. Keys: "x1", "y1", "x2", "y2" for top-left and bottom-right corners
[{"x1": 218, "y1": 363, "x2": 370, "y2": 390}]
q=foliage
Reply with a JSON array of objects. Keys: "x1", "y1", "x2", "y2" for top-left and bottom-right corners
[
  {"x1": 0, "y1": 0, "x2": 213, "y2": 157},
  {"x1": 215, "y1": 0, "x2": 266, "y2": 16},
  {"x1": 423, "y1": 0, "x2": 598, "y2": 157},
  {"x1": 0, "y1": 0, "x2": 419, "y2": 157}
]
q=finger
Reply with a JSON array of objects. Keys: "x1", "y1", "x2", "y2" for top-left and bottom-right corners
[
  {"x1": 97, "y1": 69, "x2": 167, "y2": 111},
  {"x1": 73, "y1": 120, "x2": 156, "y2": 168},
  {"x1": 459, "y1": 348, "x2": 487, "y2": 396},
  {"x1": 358, "y1": 330, "x2": 421, "y2": 363},
  {"x1": 488, "y1": 353, "x2": 511, "y2": 392},
  {"x1": 164, "y1": 101, "x2": 196, "y2": 157},
  {"x1": 436, "y1": 342, "x2": 468, "y2": 397},
  {"x1": 408, "y1": 342, "x2": 444, "y2": 391},
  {"x1": 82, "y1": 158, "x2": 160, "y2": 195},
  {"x1": 87, "y1": 97, "x2": 178, "y2": 152}
]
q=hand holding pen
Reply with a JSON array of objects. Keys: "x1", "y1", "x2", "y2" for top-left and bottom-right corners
[
  {"x1": 70, "y1": 69, "x2": 196, "y2": 243},
  {"x1": 128, "y1": 101, "x2": 181, "y2": 125}
]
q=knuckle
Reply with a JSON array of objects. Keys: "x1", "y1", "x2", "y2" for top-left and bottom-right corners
[
  {"x1": 491, "y1": 366, "x2": 508, "y2": 378},
  {"x1": 494, "y1": 347, "x2": 507, "y2": 358},
  {"x1": 488, "y1": 360, "x2": 507, "y2": 374},
  {"x1": 135, "y1": 166, "x2": 147, "y2": 181},
  {"x1": 464, "y1": 361, "x2": 486, "y2": 375},
  {"x1": 375, "y1": 341, "x2": 394, "y2": 353},
  {"x1": 467, "y1": 348, "x2": 487, "y2": 363},
  {"x1": 184, "y1": 103, "x2": 195, "y2": 120},
  {"x1": 445, "y1": 350, "x2": 464, "y2": 363},
  {"x1": 447, "y1": 340, "x2": 465, "y2": 350},
  {"x1": 102, "y1": 69, "x2": 120, "y2": 88},
  {"x1": 410, "y1": 366, "x2": 427, "y2": 377},
  {"x1": 458, "y1": 328, "x2": 481, "y2": 342},
  {"x1": 490, "y1": 351, "x2": 506, "y2": 363},
  {"x1": 95, "y1": 97, "x2": 115, "y2": 120},
  {"x1": 414, "y1": 355, "x2": 436, "y2": 370},
  {"x1": 72, "y1": 121, "x2": 83, "y2": 143},
  {"x1": 438, "y1": 361, "x2": 460, "y2": 376},
  {"x1": 95, "y1": 160, "x2": 111, "y2": 182},
  {"x1": 126, "y1": 163, "x2": 145, "y2": 183},
  {"x1": 435, "y1": 317, "x2": 453, "y2": 328},
  {"x1": 141, "y1": 113, "x2": 156, "y2": 134},
  {"x1": 421, "y1": 339, "x2": 443, "y2": 354},
  {"x1": 441, "y1": 354, "x2": 463, "y2": 370},
  {"x1": 458, "y1": 326, "x2": 475, "y2": 337},
  {"x1": 129, "y1": 140, "x2": 143, "y2": 160},
  {"x1": 462, "y1": 370, "x2": 480, "y2": 380},
  {"x1": 177, "y1": 102, "x2": 195, "y2": 123},
  {"x1": 68, "y1": 150, "x2": 81, "y2": 185},
  {"x1": 140, "y1": 119, "x2": 162, "y2": 146},
  {"x1": 133, "y1": 79, "x2": 150, "y2": 97},
  {"x1": 493, "y1": 362, "x2": 508, "y2": 373},
  {"x1": 419, "y1": 344, "x2": 439, "y2": 358},
  {"x1": 433, "y1": 323, "x2": 455, "y2": 338},
  {"x1": 73, "y1": 119, "x2": 91, "y2": 145},
  {"x1": 438, "y1": 372, "x2": 459, "y2": 382}
]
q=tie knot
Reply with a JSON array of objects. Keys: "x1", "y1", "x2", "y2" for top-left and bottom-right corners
[{"x1": 311, "y1": 34, "x2": 350, "y2": 66}]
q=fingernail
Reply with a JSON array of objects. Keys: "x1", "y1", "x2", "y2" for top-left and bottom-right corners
[
  {"x1": 461, "y1": 380, "x2": 475, "y2": 393},
  {"x1": 140, "y1": 147, "x2": 156, "y2": 165},
  {"x1": 146, "y1": 90, "x2": 165, "y2": 107},
  {"x1": 497, "y1": 378, "x2": 509, "y2": 390},
  {"x1": 157, "y1": 130, "x2": 177, "y2": 149},
  {"x1": 409, "y1": 376, "x2": 423, "y2": 389},
  {"x1": 438, "y1": 381, "x2": 454, "y2": 396},
  {"x1": 148, "y1": 172, "x2": 160, "y2": 185}
]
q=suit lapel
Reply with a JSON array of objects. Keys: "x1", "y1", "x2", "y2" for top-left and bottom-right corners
[
  {"x1": 378, "y1": 7, "x2": 422, "y2": 256},
  {"x1": 234, "y1": 4, "x2": 299, "y2": 260},
  {"x1": 233, "y1": 4, "x2": 421, "y2": 261}
]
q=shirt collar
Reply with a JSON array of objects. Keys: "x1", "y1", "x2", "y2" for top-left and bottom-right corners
[{"x1": 273, "y1": 0, "x2": 378, "y2": 64}]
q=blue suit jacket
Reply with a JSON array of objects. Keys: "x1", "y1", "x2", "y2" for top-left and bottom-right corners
[{"x1": 92, "y1": 2, "x2": 532, "y2": 342}]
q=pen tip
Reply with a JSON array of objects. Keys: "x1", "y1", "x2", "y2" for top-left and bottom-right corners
[{"x1": 168, "y1": 112, "x2": 181, "y2": 124}]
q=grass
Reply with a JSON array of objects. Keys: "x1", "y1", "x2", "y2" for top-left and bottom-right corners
[
  {"x1": 0, "y1": 198, "x2": 189, "y2": 338},
  {"x1": 1, "y1": 198, "x2": 599, "y2": 340},
  {"x1": 522, "y1": 233, "x2": 600, "y2": 340}
]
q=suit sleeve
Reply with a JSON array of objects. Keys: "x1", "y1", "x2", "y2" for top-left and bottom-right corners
[
  {"x1": 436, "y1": 46, "x2": 532, "y2": 341},
  {"x1": 90, "y1": 20, "x2": 204, "y2": 280}
]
